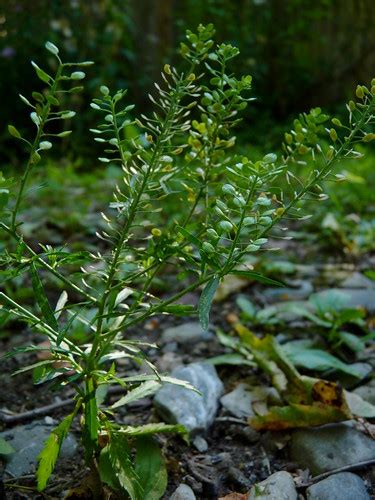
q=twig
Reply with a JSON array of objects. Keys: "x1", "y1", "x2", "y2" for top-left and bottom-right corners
[
  {"x1": 0, "y1": 386, "x2": 126, "y2": 424},
  {"x1": 298, "y1": 459, "x2": 375, "y2": 487},
  {"x1": 215, "y1": 416, "x2": 248, "y2": 425},
  {"x1": 0, "y1": 398, "x2": 76, "y2": 424}
]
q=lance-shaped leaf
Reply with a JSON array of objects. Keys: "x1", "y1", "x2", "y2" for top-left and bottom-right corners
[
  {"x1": 199, "y1": 276, "x2": 219, "y2": 330},
  {"x1": 37, "y1": 410, "x2": 76, "y2": 490}
]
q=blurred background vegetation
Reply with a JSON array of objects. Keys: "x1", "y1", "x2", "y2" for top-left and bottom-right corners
[
  {"x1": 1, "y1": 0, "x2": 374, "y2": 160},
  {"x1": 0, "y1": 0, "x2": 374, "y2": 256}
]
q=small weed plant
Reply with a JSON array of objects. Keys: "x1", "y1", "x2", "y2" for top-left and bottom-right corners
[{"x1": 1, "y1": 25, "x2": 374, "y2": 498}]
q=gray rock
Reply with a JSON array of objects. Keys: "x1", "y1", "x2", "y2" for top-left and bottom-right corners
[
  {"x1": 311, "y1": 288, "x2": 375, "y2": 313},
  {"x1": 340, "y1": 272, "x2": 375, "y2": 289},
  {"x1": 192, "y1": 436, "x2": 208, "y2": 452},
  {"x1": 169, "y1": 483, "x2": 196, "y2": 500},
  {"x1": 161, "y1": 322, "x2": 213, "y2": 345},
  {"x1": 0, "y1": 420, "x2": 77, "y2": 477},
  {"x1": 247, "y1": 471, "x2": 297, "y2": 499},
  {"x1": 290, "y1": 423, "x2": 375, "y2": 475},
  {"x1": 154, "y1": 363, "x2": 224, "y2": 435},
  {"x1": 306, "y1": 472, "x2": 370, "y2": 500}
]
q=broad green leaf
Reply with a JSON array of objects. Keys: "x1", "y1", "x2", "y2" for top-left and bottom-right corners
[
  {"x1": 250, "y1": 401, "x2": 351, "y2": 431},
  {"x1": 0, "y1": 437, "x2": 15, "y2": 456},
  {"x1": 339, "y1": 331, "x2": 366, "y2": 352},
  {"x1": 230, "y1": 270, "x2": 284, "y2": 287},
  {"x1": 134, "y1": 437, "x2": 167, "y2": 500},
  {"x1": 36, "y1": 411, "x2": 75, "y2": 490},
  {"x1": 199, "y1": 276, "x2": 219, "y2": 330},
  {"x1": 31, "y1": 264, "x2": 59, "y2": 333},
  {"x1": 284, "y1": 346, "x2": 361, "y2": 377},
  {"x1": 236, "y1": 295, "x2": 256, "y2": 319},
  {"x1": 106, "y1": 434, "x2": 140, "y2": 499}
]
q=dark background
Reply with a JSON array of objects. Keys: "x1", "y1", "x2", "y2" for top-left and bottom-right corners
[{"x1": 1, "y1": 0, "x2": 374, "y2": 162}]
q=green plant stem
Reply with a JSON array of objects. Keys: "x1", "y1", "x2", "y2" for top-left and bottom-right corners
[
  {"x1": 87, "y1": 77, "x2": 187, "y2": 369},
  {"x1": 11, "y1": 65, "x2": 63, "y2": 231},
  {"x1": 233, "y1": 94, "x2": 375, "y2": 267}
]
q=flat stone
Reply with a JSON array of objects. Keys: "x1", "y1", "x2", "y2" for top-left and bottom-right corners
[
  {"x1": 306, "y1": 472, "x2": 370, "y2": 500},
  {"x1": 340, "y1": 272, "x2": 375, "y2": 289},
  {"x1": 311, "y1": 288, "x2": 375, "y2": 313},
  {"x1": 169, "y1": 483, "x2": 196, "y2": 500},
  {"x1": 0, "y1": 420, "x2": 77, "y2": 477},
  {"x1": 161, "y1": 322, "x2": 213, "y2": 345},
  {"x1": 154, "y1": 363, "x2": 224, "y2": 435},
  {"x1": 220, "y1": 384, "x2": 254, "y2": 419},
  {"x1": 220, "y1": 384, "x2": 280, "y2": 419},
  {"x1": 262, "y1": 280, "x2": 313, "y2": 303},
  {"x1": 289, "y1": 423, "x2": 375, "y2": 475},
  {"x1": 247, "y1": 471, "x2": 297, "y2": 499}
]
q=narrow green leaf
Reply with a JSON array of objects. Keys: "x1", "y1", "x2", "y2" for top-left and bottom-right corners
[
  {"x1": 31, "y1": 264, "x2": 59, "y2": 333},
  {"x1": 36, "y1": 411, "x2": 75, "y2": 490},
  {"x1": 114, "y1": 423, "x2": 187, "y2": 437},
  {"x1": 285, "y1": 347, "x2": 361, "y2": 377},
  {"x1": 31, "y1": 61, "x2": 51, "y2": 84},
  {"x1": 230, "y1": 270, "x2": 284, "y2": 287},
  {"x1": 134, "y1": 437, "x2": 167, "y2": 500},
  {"x1": 207, "y1": 353, "x2": 254, "y2": 366},
  {"x1": 199, "y1": 276, "x2": 219, "y2": 330},
  {"x1": 111, "y1": 380, "x2": 162, "y2": 409},
  {"x1": 177, "y1": 225, "x2": 201, "y2": 248}
]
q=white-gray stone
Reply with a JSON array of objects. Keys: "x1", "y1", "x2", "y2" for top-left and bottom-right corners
[
  {"x1": 161, "y1": 322, "x2": 213, "y2": 344},
  {"x1": 306, "y1": 472, "x2": 370, "y2": 500},
  {"x1": 154, "y1": 363, "x2": 224, "y2": 435},
  {"x1": 290, "y1": 423, "x2": 375, "y2": 475},
  {"x1": 220, "y1": 384, "x2": 281, "y2": 419},
  {"x1": 247, "y1": 471, "x2": 297, "y2": 499},
  {"x1": 169, "y1": 484, "x2": 196, "y2": 500},
  {"x1": 0, "y1": 420, "x2": 77, "y2": 477},
  {"x1": 220, "y1": 383, "x2": 254, "y2": 418},
  {"x1": 262, "y1": 280, "x2": 313, "y2": 303}
]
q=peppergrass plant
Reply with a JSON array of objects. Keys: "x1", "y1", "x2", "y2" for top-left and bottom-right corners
[{"x1": 1, "y1": 24, "x2": 374, "y2": 498}]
